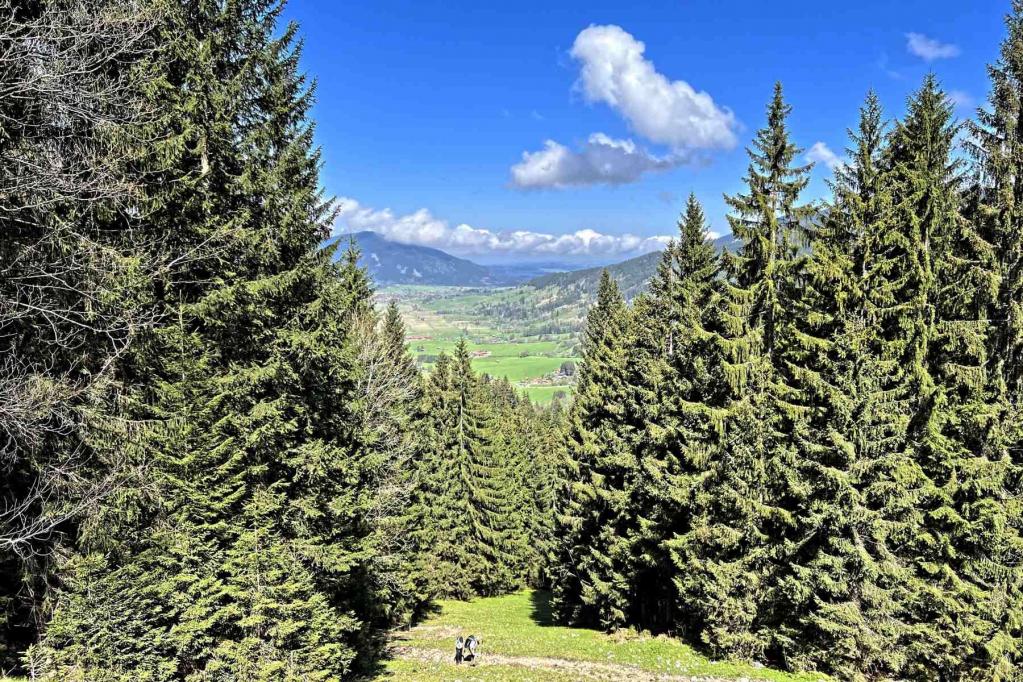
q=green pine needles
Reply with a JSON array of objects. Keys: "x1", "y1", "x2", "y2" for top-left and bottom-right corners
[
  {"x1": 5, "y1": 1, "x2": 1023, "y2": 680},
  {"x1": 554, "y1": 46, "x2": 1023, "y2": 681}
]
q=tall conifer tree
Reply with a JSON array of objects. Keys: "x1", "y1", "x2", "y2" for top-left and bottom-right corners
[
  {"x1": 38, "y1": 1, "x2": 391, "y2": 676},
  {"x1": 552, "y1": 272, "x2": 637, "y2": 629},
  {"x1": 670, "y1": 84, "x2": 811, "y2": 660},
  {"x1": 890, "y1": 75, "x2": 1018, "y2": 679},
  {"x1": 631, "y1": 194, "x2": 722, "y2": 631},
  {"x1": 770, "y1": 93, "x2": 922, "y2": 676}
]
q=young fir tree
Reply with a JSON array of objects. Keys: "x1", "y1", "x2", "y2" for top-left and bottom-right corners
[
  {"x1": 552, "y1": 272, "x2": 638, "y2": 630},
  {"x1": 416, "y1": 341, "x2": 530, "y2": 598},
  {"x1": 412, "y1": 351, "x2": 461, "y2": 598},
  {"x1": 356, "y1": 299, "x2": 426, "y2": 627},
  {"x1": 518, "y1": 399, "x2": 570, "y2": 588},
  {"x1": 669, "y1": 84, "x2": 811, "y2": 660}
]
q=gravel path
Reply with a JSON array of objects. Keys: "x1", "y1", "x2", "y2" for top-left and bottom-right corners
[{"x1": 391, "y1": 644, "x2": 766, "y2": 682}]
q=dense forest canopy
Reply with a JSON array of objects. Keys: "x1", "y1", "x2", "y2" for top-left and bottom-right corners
[{"x1": 2, "y1": 0, "x2": 1023, "y2": 680}]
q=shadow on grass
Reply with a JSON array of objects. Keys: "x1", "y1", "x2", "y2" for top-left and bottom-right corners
[
  {"x1": 528, "y1": 589, "x2": 557, "y2": 627},
  {"x1": 354, "y1": 599, "x2": 447, "y2": 681}
]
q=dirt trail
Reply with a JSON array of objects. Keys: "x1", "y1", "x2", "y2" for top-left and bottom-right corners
[{"x1": 391, "y1": 644, "x2": 763, "y2": 682}]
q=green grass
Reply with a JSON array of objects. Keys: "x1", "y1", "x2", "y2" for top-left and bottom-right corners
[
  {"x1": 388, "y1": 288, "x2": 581, "y2": 404},
  {"x1": 379, "y1": 591, "x2": 827, "y2": 682},
  {"x1": 410, "y1": 339, "x2": 571, "y2": 360},
  {"x1": 382, "y1": 659, "x2": 584, "y2": 681},
  {"x1": 470, "y1": 356, "x2": 574, "y2": 382},
  {"x1": 522, "y1": 385, "x2": 572, "y2": 405}
]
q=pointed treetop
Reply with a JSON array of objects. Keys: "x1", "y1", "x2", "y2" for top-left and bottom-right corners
[
  {"x1": 596, "y1": 270, "x2": 624, "y2": 308},
  {"x1": 454, "y1": 337, "x2": 471, "y2": 362},
  {"x1": 384, "y1": 301, "x2": 405, "y2": 341},
  {"x1": 767, "y1": 81, "x2": 789, "y2": 128},
  {"x1": 849, "y1": 91, "x2": 884, "y2": 174},
  {"x1": 343, "y1": 235, "x2": 361, "y2": 268},
  {"x1": 581, "y1": 271, "x2": 628, "y2": 355},
  {"x1": 338, "y1": 236, "x2": 373, "y2": 305},
  {"x1": 680, "y1": 193, "x2": 710, "y2": 249},
  {"x1": 891, "y1": 74, "x2": 957, "y2": 174}
]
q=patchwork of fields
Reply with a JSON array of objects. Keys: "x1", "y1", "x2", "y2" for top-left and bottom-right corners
[{"x1": 380, "y1": 286, "x2": 581, "y2": 404}]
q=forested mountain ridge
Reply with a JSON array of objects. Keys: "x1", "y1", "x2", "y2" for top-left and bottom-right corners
[
  {"x1": 525, "y1": 250, "x2": 662, "y2": 300},
  {"x1": 346, "y1": 230, "x2": 495, "y2": 285},
  {"x1": 526, "y1": 234, "x2": 739, "y2": 297},
  {"x1": 338, "y1": 231, "x2": 571, "y2": 286}
]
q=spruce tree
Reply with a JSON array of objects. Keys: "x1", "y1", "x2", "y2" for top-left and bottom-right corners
[
  {"x1": 415, "y1": 341, "x2": 530, "y2": 598},
  {"x1": 966, "y1": 6, "x2": 1023, "y2": 673},
  {"x1": 630, "y1": 194, "x2": 722, "y2": 631},
  {"x1": 669, "y1": 84, "x2": 811, "y2": 660},
  {"x1": 38, "y1": 1, "x2": 390, "y2": 676},
  {"x1": 412, "y1": 351, "x2": 461, "y2": 598},
  {"x1": 970, "y1": 1, "x2": 1023, "y2": 402},
  {"x1": 552, "y1": 272, "x2": 637, "y2": 629},
  {"x1": 889, "y1": 76, "x2": 1018, "y2": 679},
  {"x1": 520, "y1": 400, "x2": 570, "y2": 588},
  {"x1": 769, "y1": 92, "x2": 922, "y2": 676}
]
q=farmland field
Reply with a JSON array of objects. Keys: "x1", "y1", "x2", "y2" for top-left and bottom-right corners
[{"x1": 381, "y1": 286, "x2": 580, "y2": 404}]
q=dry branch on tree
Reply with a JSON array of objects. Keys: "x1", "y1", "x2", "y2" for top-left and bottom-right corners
[{"x1": 0, "y1": 0, "x2": 167, "y2": 554}]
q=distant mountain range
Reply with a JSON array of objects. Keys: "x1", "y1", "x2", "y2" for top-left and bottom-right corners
[
  {"x1": 333, "y1": 230, "x2": 739, "y2": 289},
  {"x1": 334, "y1": 231, "x2": 567, "y2": 286},
  {"x1": 524, "y1": 233, "x2": 740, "y2": 300}
]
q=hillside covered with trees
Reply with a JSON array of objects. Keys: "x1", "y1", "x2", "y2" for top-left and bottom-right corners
[
  {"x1": 3, "y1": 0, "x2": 1023, "y2": 681},
  {"x1": 553, "y1": 51, "x2": 1023, "y2": 682},
  {"x1": 0, "y1": 0, "x2": 561, "y2": 678}
]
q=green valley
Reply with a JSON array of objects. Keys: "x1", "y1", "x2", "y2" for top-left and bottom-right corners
[
  {"x1": 378, "y1": 236, "x2": 738, "y2": 403},
  {"x1": 379, "y1": 285, "x2": 582, "y2": 403}
]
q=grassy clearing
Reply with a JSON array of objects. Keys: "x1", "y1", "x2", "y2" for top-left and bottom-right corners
[
  {"x1": 382, "y1": 659, "x2": 584, "y2": 681},
  {"x1": 379, "y1": 591, "x2": 826, "y2": 682},
  {"x1": 522, "y1": 385, "x2": 572, "y2": 405},
  {"x1": 471, "y1": 356, "x2": 573, "y2": 382}
]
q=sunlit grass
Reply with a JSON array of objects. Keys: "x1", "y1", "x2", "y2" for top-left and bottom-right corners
[
  {"x1": 522, "y1": 385, "x2": 572, "y2": 404},
  {"x1": 381, "y1": 591, "x2": 827, "y2": 682}
]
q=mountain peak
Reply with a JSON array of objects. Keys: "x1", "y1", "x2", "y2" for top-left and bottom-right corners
[{"x1": 334, "y1": 231, "x2": 566, "y2": 286}]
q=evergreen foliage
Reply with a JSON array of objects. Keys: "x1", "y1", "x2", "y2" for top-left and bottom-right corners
[
  {"x1": 412, "y1": 341, "x2": 564, "y2": 602},
  {"x1": 554, "y1": 63, "x2": 1023, "y2": 679},
  {"x1": 6, "y1": 1, "x2": 1023, "y2": 680},
  {"x1": 552, "y1": 272, "x2": 639, "y2": 630}
]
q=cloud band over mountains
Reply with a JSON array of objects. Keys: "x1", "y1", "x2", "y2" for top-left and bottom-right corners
[{"x1": 335, "y1": 197, "x2": 674, "y2": 259}]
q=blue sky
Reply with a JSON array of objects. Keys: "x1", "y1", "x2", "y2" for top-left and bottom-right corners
[{"x1": 285, "y1": 0, "x2": 1005, "y2": 264}]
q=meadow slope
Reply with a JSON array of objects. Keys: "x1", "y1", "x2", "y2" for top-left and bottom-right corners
[{"x1": 378, "y1": 591, "x2": 827, "y2": 682}]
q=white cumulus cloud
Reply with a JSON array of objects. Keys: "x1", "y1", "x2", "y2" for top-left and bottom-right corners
[
  {"x1": 335, "y1": 197, "x2": 673, "y2": 259},
  {"x1": 906, "y1": 32, "x2": 960, "y2": 61},
  {"x1": 806, "y1": 141, "x2": 842, "y2": 170},
  {"x1": 510, "y1": 133, "x2": 684, "y2": 189},
  {"x1": 570, "y1": 25, "x2": 738, "y2": 150}
]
